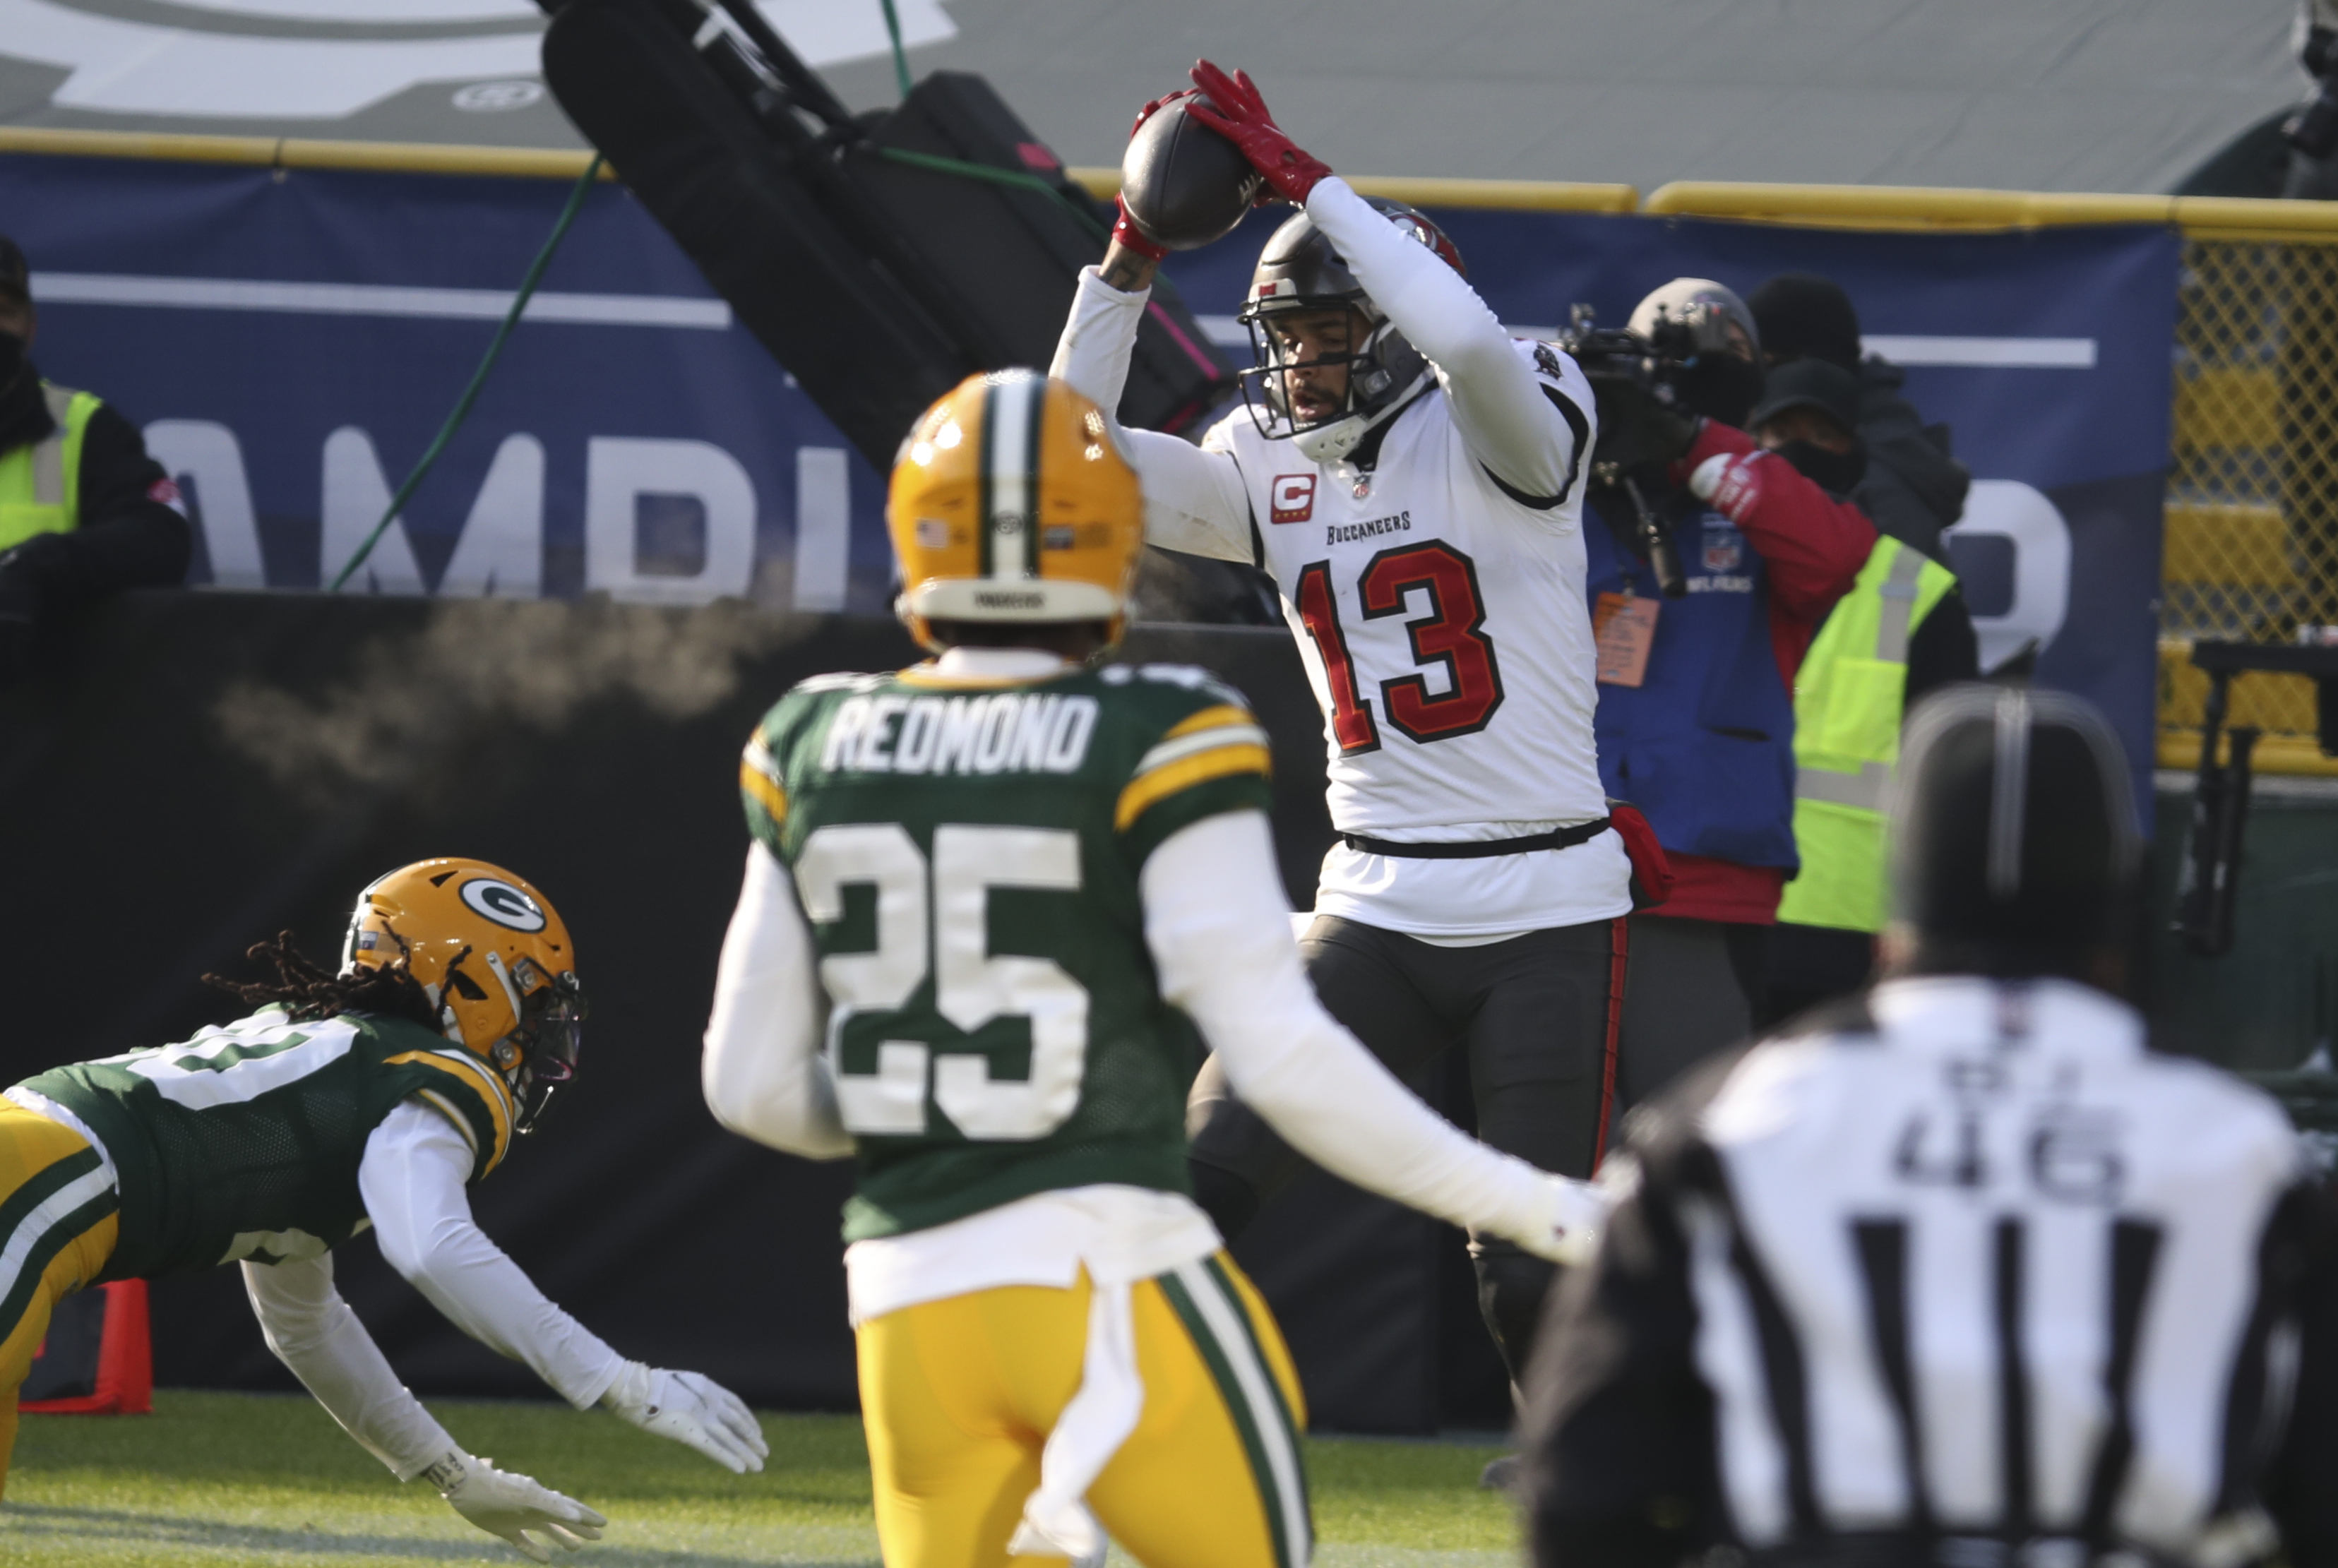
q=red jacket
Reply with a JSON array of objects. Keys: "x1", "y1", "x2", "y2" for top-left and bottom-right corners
[{"x1": 1658, "y1": 421, "x2": 1876, "y2": 924}]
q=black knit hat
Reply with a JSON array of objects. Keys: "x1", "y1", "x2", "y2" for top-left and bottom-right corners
[
  {"x1": 1748, "y1": 358, "x2": 1863, "y2": 438},
  {"x1": 1891, "y1": 685, "x2": 2139, "y2": 963},
  {"x1": 1748, "y1": 273, "x2": 1861, "y2": 372}
]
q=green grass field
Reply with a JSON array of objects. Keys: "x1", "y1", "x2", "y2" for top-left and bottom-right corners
[{"x1": 0, "y1": 1392, "x2": 1520, "y2": 1566}]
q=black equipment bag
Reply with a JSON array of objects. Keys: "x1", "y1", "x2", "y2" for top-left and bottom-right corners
[
  {"x1": 847, "y1": 73, "x2": 1234, "y2": 438},
  {"x1": 539, "y1": 0, "x2": 1234, "y2": 469}
]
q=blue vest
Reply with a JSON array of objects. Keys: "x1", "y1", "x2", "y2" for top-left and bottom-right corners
[{"x1": 1582, "y1": 498, "x2": 1799, "y2": 871}]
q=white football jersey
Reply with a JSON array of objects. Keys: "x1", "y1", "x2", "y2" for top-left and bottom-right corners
[
  {"x1": 1200, "y1": 342, "x2": 1632, "y2": 934},
  {"x1": 1206, "y1": 345, "x2": 1605, "y2": 831},
  {"x1": 1049, "y1": 258, "x2": 1631, "y2": 935}
]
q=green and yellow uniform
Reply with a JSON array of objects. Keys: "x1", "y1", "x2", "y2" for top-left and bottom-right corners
[
  {"x1": 0, "y1": 1006, "x2": 514, "y2": 1487},
  {"x1": 742, "y1": 657, "x2": 1308, "y2": 1568},
  {"x1": 743, "y1": 659, "x2": 1275, "y2": 1239}
]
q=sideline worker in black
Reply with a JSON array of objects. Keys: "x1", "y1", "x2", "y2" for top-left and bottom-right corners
[
  {"x1": 0, "y1": 234, "x2": 191, "y2": 686},
  {"x1": 1521, "y1": 683, "x2": 2337, "y2": 1568},
  {"x1": 1748, "y1": 273, "x2": 1969, "y2": 568}
]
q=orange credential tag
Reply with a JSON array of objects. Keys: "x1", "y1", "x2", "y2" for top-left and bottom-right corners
[{"x1": 1593, "y1": 592, "x2": 1658, "y2": 687}]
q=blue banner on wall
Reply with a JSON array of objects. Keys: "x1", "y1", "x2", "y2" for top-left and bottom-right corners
[{"x1": 1, "y1": 154, "x2": 2173, "y2": 803}]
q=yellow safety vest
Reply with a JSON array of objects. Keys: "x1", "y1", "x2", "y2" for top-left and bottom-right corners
[
  {"x1": 1776, "y1": 535, "x2": 1958, "y2": 933},
  {"x1": 0, "y1": 383, "x2": 101, "y2": 552}
]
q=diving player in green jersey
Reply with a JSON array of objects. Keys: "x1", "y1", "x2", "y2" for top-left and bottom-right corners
[
  {"x1": 3, "y1": 858, "x2": 766, "y2": 1561},
  {"x1": 702, "y1": 370, "x2": 1609, "y2": 1568}
]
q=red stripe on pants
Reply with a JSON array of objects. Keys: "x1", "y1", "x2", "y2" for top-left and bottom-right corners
[{"x1": 1592, "y1": 916, "x2": 1629, "y2": 1169}]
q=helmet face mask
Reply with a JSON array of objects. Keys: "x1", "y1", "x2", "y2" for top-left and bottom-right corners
[
  {"x1": 506, "y1": 970, "x2": 587, "y2": 1135},
  {"x1": 341, "y1": 858, "x2": 586, "y2": 1134},
  {"x1": 1235, "y1": 200, "x2": 1460, "y2": 464}
]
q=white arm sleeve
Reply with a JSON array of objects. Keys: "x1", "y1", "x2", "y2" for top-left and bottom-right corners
[
  {"x1": 359, "y1": 1101, "x2": 626, "y2": 1410},
  {"x1": 1304, "y1": 177, "x2": 1583, "y2": 504},
  {"x1": 702, "y1": 842, "x2": 854, "y2": 1159},
  {"x1": 244, "y1": 1251, "x2": 458, "y2": 1480},
  {"x1": 1142, "y1": 809, "x2": 1569, "y2": 1247},
  {"x1": 1051, "y1": 266, "x2": 1256, "y2": 563}
]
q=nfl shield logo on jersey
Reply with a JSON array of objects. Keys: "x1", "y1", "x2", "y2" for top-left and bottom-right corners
[
  {"x1": 1702, "y1": 522, "x2": 1744, "y2": 573},
  {"x1": 1270, "y1": 474, "x2": 1316, "y2": 524}
]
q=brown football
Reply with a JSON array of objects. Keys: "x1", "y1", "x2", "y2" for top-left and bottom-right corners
[{"x1": 1119, "y1": 95, "x2": 1263, "y2": 251}]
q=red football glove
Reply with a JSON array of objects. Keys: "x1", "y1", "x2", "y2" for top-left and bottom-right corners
[
  {"x1": 1183, "y1": 60, "x2": 1332, "y2": 207},
  {"x1": 1110, "y1": 193, "x2": 1168, "y2": 262}
]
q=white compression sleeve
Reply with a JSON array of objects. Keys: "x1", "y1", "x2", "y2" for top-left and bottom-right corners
[
  {"x1": 702, "y1": 841, "x2": 853, "y2": 1159},
  {"x1": 1050, "y1": 267, "x2": 1256, "y2": 563},
  {"x1": 1304, "y1": 177, "x2": 1580, "y2": 502},
  {"x1": 1140, "y1": 809, "x2": 1562, "y2": 1246},
  {"x1": 244, "y1": 1251, "x2": 458, "y2": 1480},
  {"x1": 358, "y1": 1101, "x2": 625, "y2": 1409}
]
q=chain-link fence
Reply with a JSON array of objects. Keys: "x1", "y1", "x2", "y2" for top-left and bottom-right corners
[{"x1": 2162, "y1": 233, "x2": 2338, "y2": 775}]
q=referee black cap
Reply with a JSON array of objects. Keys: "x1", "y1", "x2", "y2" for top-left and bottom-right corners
[{"x1": 1890, "y1": 684, "x2": 2139, "y2": 960}]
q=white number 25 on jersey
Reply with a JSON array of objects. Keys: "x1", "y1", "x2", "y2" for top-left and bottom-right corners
[{"x1": 794, "y1": 822, "x2": 1088, "y2": 1142}]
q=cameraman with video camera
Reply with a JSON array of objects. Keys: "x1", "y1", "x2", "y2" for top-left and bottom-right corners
[{"x1": 1573, "y1": 279, "x2": 1873, "y2": 1106}]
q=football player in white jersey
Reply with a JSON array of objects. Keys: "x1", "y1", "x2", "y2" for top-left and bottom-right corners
[{"x1": 1052, "y1": 61, "x2": 1642, "y2": 1391}]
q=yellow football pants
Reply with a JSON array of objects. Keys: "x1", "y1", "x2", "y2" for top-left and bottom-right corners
[
  {"x1": 0, "y1": 1102, "x2": 120, "y2": 1497},
  {"x1": 857, "y1": 1252, "x2": 1311, "y2": 1568}
]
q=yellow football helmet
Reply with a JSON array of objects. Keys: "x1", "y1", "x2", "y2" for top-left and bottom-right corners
[
  {"x1": 341, "y1": 858, "x2": 587, "y2": 1132},
  {"x1": 889, "y1": 369, "x2": 1145, "y2": 651}
]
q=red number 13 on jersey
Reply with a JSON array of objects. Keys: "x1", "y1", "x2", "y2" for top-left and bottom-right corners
[{"x1": 1295, "y1": 541, "x2": 1506, "y2": 755}]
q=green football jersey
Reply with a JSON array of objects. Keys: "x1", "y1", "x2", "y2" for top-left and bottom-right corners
[
  {"x1": 741, "y1": 659, "x2": 1275, "y2": 1242},
  {"x1": 20, "y1": 1006, "x2": 517, "y2": 1280}
]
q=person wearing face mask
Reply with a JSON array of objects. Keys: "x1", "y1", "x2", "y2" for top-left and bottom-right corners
[
  {"x1": 1744, "y1": 360, "x2": 1977, "y2": 1024},
  {"x1": 1746, "y1": 272, "x2": 1971, "y2": 566},
  {"x1": 1580, "y1": 280, "x2": 1875, "y2": 1111},
  {"x1": 0, "y1": 234, "x2": 191, "y2": 688}
]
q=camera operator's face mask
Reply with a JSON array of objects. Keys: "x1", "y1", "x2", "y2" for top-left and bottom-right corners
[{"x1": 1772, "y1": 438, "x2": 1868, "y2": 496}]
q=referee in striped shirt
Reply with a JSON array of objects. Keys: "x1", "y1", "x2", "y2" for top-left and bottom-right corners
[{"x1": 1522, "y1": 684, "x2": 2337, "y2": 1568}]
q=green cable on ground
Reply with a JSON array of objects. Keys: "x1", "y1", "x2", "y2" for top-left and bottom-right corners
[
  {"x1": 328, "y1": 154, "x2": 604, "y2": 593},
  {"x1": 878, "y1": 0, "x2": 912, "y2": 100}
]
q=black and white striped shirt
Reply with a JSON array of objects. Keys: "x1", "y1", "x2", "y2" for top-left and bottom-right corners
[{"x1": 1524, "y1": 976, "x2": 2338, "y2": 1568}]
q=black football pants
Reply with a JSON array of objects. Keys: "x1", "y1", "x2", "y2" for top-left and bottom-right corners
[{"x1": 1184, "y1": 914, "x2": 1626, "y2": 1386}]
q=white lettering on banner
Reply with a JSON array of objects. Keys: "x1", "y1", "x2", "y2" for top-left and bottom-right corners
[
  {"x1": 1945, "y1": 480, "x2": 2072, "y2": 673},
  {"x1": 583, "y1": 436, "x2": 755, "y2": 606},
  {"x1": 794, "y1": 446, "x2": 851, "y2": 613},
  {"x1": 818, "y1": 694, "x2": 1100, "y2": 777},
  {"x1": 322, "y1": 427, "x2": 544, "y2": 598},
  {"x1": 144, "y1": 419, "x2": 266, "y2": 589}
]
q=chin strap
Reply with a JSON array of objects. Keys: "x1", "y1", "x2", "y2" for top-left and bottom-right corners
[{"x1": 1291, "y1": 369, "x2": 1435, "y2": 465}]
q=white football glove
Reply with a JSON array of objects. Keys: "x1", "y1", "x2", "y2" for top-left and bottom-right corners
[
  {"x1": 1515, "y1": 1173, "x2": 1611, "y2": 1266},
  {"x1": 424, "y1": 1449, "x2": 605, "y2": 1564},
  {"x1": 602, "y1": 1360, "x2": 769, "y2": 1474},
  {"x1": 1007, "y1": 1493, "x2": 1109, "y2": 1568}
]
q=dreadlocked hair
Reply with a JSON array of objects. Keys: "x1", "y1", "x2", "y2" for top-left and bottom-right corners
[{"x1": 202, "y1": 931, "x2": 442, "y2": 1031}]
